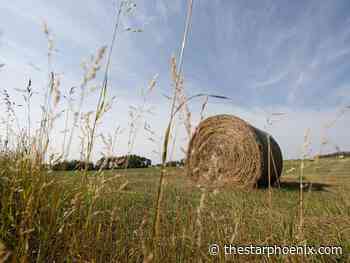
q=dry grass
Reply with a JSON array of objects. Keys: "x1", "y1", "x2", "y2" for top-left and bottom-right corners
[{"x1": 0, "y1": 161, "x2": 349, "y2": 262}]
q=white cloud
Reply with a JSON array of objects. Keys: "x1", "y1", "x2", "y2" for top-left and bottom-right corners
[{"x1": 253, "y1": 70, "x2": 290, "y2": 89}]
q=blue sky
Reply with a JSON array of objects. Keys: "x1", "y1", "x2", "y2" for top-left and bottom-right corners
[{"x1": 0, "y1": 0, "x2": 349, "y2": 162}]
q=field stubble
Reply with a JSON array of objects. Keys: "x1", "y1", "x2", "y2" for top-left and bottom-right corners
[{"x1": 1, "y1": 157, "x2": 349, "y2": 262}]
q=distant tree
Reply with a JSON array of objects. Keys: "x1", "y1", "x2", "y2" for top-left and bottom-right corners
[
  {"x1": 126, "y1": 154, "x2": 151, "y2": 168},
  {"x1": 52, "y1": 160, "x2": 94, "y2": 171}
]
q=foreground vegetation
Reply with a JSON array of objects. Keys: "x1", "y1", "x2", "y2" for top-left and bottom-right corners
[{"x1": 1, "y1": 156, "x2": 349, "y2": 262}]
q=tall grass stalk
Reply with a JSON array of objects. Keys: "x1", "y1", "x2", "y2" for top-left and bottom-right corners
[
  {"x1": 64, "y1": 46, "x2": 107, "y2": 161},
  {"x1": 39, "y1": 22, "x2": 55, "y2": 164},
  {"x1": 124, "y1": 75, "x2": 157, "y2": 169},
  {"x1": 195, "y1": 189, "x2": 206, "y2": 253},
  {"x1": 1, "y1": 90, "x2": 22, "y2": 152},
  {"x1": 61, "y1": 86, "x2": 76, "y2": 158},
  {"x1": 267, "y1": 133, "x2": 273, "y2": 238},
  {"x1": 152, "y1": 0, "x2": 194, "y2": 246},
  {"x1": 23, "y1": 79, "x2": 33, "y2": 147},
  {"x1": 298, "y1": 128, "x2": 311, "y2": 241},
  {"x1": 84, "y1": 1, "x2": 126, "y2": 170}
]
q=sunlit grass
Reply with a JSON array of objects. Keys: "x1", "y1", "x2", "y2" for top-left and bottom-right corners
[{"x1": 1, "y1": 158, "x2": 349, "y2": 262}]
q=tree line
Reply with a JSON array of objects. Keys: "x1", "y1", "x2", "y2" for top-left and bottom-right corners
[{"x1": 52, "y1": 155, "x2": 152, "y2": 171}]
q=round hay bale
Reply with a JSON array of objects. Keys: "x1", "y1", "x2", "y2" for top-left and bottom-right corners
[{"x1": 186, "y1": 114, "x2": 283, "y2": 188}]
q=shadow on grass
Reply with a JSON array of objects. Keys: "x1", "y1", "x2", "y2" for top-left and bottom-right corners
[{"x1": 277, "y1": 181, "x2": 332, "y2": 192}]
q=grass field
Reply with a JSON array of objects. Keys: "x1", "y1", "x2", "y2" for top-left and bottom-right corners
[{"x1": 1, "y1": 156, "x2": 349, "y2": 262}]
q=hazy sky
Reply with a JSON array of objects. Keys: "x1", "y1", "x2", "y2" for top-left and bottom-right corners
[{"x1": 0, "y1": 0, "x2": 349, "y2": 162}]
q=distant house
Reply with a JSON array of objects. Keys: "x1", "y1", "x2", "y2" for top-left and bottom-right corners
[
  {"x1": 315, "y1": 151, "x2": 350, "y2": 159},
  {"x1": 96, "y1": 156, "x2": 128, "y2": 170},
  {"x1": 96, "y1": 155, "x2": 151, "y2": 169}
]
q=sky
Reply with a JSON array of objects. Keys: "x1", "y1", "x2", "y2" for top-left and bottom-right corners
[{"x1": 0, "y1": 0, "x2": 349, "y2": 162}]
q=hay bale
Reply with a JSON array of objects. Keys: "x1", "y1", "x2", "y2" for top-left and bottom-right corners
[{"x1": 186, "y1": 114, "x2": 283, "y2": 188}]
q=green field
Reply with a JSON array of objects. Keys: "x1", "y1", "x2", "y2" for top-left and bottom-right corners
[{"x1": 1, "y1": 157, "x2": 350, "y2": 262}]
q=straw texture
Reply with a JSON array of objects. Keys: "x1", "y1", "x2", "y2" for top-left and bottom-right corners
[{"x1": 186, "y1": 114, "x2": 283, "y2": 188}]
